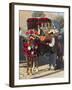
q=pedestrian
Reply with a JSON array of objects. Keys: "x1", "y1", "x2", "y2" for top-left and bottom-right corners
[{"x1": 46, "y1": 31, "x2": 57, "y2": 70}]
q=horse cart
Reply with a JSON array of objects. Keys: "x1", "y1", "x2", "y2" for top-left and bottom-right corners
[{"x1": 21, "y1": 17, "x2": 63, "y2": 75}]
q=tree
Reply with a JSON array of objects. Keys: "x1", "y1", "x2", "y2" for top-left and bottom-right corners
[{"x1": 56, "y1": 16, "x2": 64, "y2": 29}]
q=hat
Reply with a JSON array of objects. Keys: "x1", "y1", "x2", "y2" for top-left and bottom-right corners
[
  {"x1": 48, "y1": 30, "x2": 54, "y2": 34},
  {"x1": 48, "y1": 29, "x2": 59, "y2": 34}
]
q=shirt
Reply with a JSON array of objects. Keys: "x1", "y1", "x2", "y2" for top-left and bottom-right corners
[{"x1": 49, "y1": 37, "x2": 55, "y2": 47}]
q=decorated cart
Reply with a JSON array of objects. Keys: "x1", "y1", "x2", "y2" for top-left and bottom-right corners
[
  {"x1": 23, "y1": 18, "x2": 53, "y2": 75},
  {"x1": 22, "y1": 17, "x2": 63, "y2": 75}
]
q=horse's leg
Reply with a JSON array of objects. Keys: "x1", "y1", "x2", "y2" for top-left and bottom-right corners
[
  {"x1": 27, "y1": 57, "x2": 29, "y2": 75},
  {"x1": 32, "y1": 57, "x2": 35, "y2": 71},
  {"x1": 60, "y1": 55, "x2": 64, "y2": 68},
  {"x1": 59, "y1": 43, "x2": 64, "y2": 68},
  {"x1": 35, "y1": 56, "x2": 39, "y2": 72},
  {"x1": 56, "y1": 41, "x2": 63, "y2": 69},
  {"x1": 29, "y1": 57, "x2": 32, "y2": 75}
]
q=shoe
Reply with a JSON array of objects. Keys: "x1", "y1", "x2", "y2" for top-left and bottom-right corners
[
  {"x1": 51, "y1": 65, "x2": 55, "y2": 70},
  {"x1": 32, "y1": 68, "x2": 35, "y2": 74},
  {"x1": 48, "y1": 64, "x2": 51, "y2": 70},
  {"x1": 35, "y1": 68, "x2": 39, "y2": 72}
]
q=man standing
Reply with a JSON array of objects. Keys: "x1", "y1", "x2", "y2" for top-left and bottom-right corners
[{"x1": 47, "y1": 31, "x2": 57, "y2": 70}]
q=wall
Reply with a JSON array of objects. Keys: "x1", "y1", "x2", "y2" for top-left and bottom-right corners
[{"x1": 0, "y1": 0, "x2": 72, "y2": 90}]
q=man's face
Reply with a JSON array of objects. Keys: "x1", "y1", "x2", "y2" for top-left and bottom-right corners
[{"x1": 49, "y1": 33, "x2": 54, "y2": 37}]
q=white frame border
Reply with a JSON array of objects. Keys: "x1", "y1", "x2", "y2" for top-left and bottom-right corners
[{"x1": 13, "y1": 4, "x2": 70, "y2": 86}]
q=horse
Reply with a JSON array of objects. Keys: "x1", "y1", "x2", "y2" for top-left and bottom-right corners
[{"x1": 23, "y1": 35, "x2": 39, "y2": 75}]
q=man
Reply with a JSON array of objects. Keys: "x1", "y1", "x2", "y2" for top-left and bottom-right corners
[{"x1": 46, "y1": 31, "x2": 57, "y2": 70}]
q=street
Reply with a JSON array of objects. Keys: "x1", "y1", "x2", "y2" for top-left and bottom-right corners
[
  {"x1": 41, "y1": 70, "x2": 64, "y2": 78},
  {"x1": 19, "y1": 63, "x2": 64, "y2": 79}
]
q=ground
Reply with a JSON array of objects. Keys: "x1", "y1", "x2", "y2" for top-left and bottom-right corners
[{"x1": 19, "y1": 63, "x2": 64, "y2": 79}]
